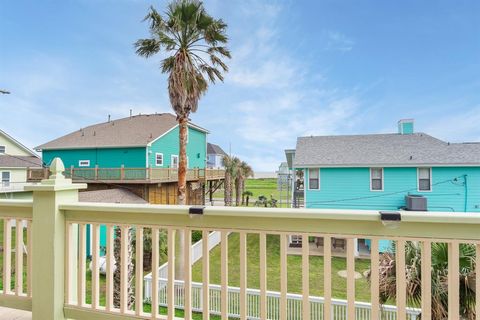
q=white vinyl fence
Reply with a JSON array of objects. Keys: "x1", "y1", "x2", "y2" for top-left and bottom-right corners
[{"x1": 144, "y1": 278, "x2": 420, "y2": 320}]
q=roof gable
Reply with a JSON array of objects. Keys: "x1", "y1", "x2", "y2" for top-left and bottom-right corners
[
  {"x1": 0, "y1": 129, "x2": 38, "y2": 157},
  {"x1": 207, "y1": 143, "x2": 227, "y2": 156}
]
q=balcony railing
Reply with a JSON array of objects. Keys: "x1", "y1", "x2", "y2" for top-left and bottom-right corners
[
  {"x1": 26, "y1": 167, "x2": 225, "y2": 183},
  {"x1": 2, "y1": 158, "x2": 480, "y2": 319}
]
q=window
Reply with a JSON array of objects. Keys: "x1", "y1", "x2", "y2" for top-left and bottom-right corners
[
  {"x1": 418, "y1": 168, "x2": 431, "y2": 191},
  {"x1": 155, "y1": 153, "x2": 163, "y2": 166},
  {"x1": 171, "y1": 155, "x2": 179, "y2": 169},
  {"x1": 370, "y1": 168, "x2": 383, "y2": 191},
  {"x1": 308, "y1": 168, "x2": 320, "y2": 190},
  {"x1": 0, "y1": 146, "x2": 5, "y2": 154},
  {"x1": 1, "y1": 172, "x2": 10, "y2": 187},
  {"x1": 78, "y1": 160, "x2": 90, "y2": 167}
]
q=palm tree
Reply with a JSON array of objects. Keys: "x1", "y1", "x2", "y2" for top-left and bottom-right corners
[
  {"x1": 135, "y1": 0, "x2": 230, "y2": 206},
  {"x1": 368, "y1": 241, "x2": 476, "y2": 319},
  {"x1": 113, "y1": 227, "x2": 134, "y2": 309},
  {"x1": 223, "y1": 155, "x2": 239, "y2": 206},
  {"x1": 235, "y1": 161, "x2": 253, "y2": 206}
]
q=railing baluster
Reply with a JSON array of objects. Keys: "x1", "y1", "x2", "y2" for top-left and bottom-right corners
[
  {"x1": 152, "y1": 227, "x2": 160, "y2": 318},
  {"x1": 421, "y1": 240, "x2": 432, "y2": 319},
  {"x1": 167, "y1": 228, "x2": 176, "y2": 320},
  {"x1": 105, "y1": 225, "x2": 114, "y2": 311},
  {"x1": 135, "y1": 226, "x2": 144, "y2": 316},
  {"x1": 77, "y1": 223, "x2": 86, "y2": 307},
  {"x1": 15, "y1": 219, "x2": 24, "y2": 295},
  {"x1": 476, "y1": 244, "x2": 480, "y2": 318},
  {"x1": 221, "y1": 230, "x2": 229, "y2": 320},
  {"x1": 448, "y1": 241, "x2": 459, "y2": 320},
  {"x1": 324, "y1": 236, "x2": 332, "y2": 320},
  {"x1": 396, "y1": 239, "x2": 406, "y2": 320},
  {"x1": 280, "y1": 234, "x2": 287, "y2": 320},
  {"x1": 370, "y1": 239, "x2": 380, "y2": 320},
  {"x1": 259, "y1": 232, "x2": 267, "y2": 320},
  {"x1": 184, "y1": 228, "x2": 192, "y2": 320},
  {"x1": 27, "y1": 220, "x2": 32, "y2": 298},
  {"x1": 346, "y1": 238, "x2": 355, "y2": 319},
  {"x1": 2, "y1": 219, "x2": 12, "y2": 294},
  {"x1": 301, "y1": 234, "x2": 310, "y2": 319},
  {"x1": 202, "y1": 230, "x2": 210, "y2": 320},
  {"x1": 239, "y1": 231, "x2": 247, "y2": 320},
  {"x1": 120, "y1": 225, "x2": 129, "y2": 313},
  {"x1": 91, "y1": 223, "x2": 100, "y2": 309}
]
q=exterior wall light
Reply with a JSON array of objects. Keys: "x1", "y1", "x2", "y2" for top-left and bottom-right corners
[{"x1": 380, "y1": 211, "x2": 401, "y2": 229}]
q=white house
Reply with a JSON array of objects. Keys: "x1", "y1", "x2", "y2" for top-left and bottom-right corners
[
  {"x1": 207, "y1": 142, "x2": 227, "y2": 169},
  {"x1": 0, "y1": 129, "x2": 42, "y2": 194}
]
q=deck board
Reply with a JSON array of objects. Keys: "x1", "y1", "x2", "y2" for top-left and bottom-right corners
[{"x1": 0, "y1": 307, "x2": 31, "y2": 320}]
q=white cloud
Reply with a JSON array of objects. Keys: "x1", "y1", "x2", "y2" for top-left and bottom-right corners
[{"x1": 325, "y1": 30, "x2": 355, "y2": 52}]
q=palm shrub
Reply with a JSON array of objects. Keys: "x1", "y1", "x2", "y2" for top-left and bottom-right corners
[
  {"x1": 242, "y1": 190, "x2": 253, "y2": 206},
  {"x1": 369, "y1": 241, "x2": 476, "y2": 319}
]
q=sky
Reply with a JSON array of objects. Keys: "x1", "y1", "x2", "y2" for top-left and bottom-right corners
[{"x1": 1, "y1": 0, "x2": 480, "y2": 171}]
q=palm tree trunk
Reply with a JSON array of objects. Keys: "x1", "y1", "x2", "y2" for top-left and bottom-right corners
[
  {"x1": 178, "y1": 117, "x2": 188, "y2": 205},
  {"x1": 176, "y1": 118, "x2": 188, "y2": 280},
  {"x1": 224, "y1": 173, "x2": 231, "y2": 206},
  {"x1": 241, "y1": 179, "x2": 245, "y2": 205},
  {"x1": 235, "y1": 177, "x2": 241, "y2": 206},
  {"x1": 113, "y1": 227, "x2": 134, "y2": 309}
]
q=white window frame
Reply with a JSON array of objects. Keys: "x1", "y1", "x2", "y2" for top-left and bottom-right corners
[
  {"x1": 1, "y1": 171, "x2": 10, "y2": 187},
  {"x1": 0, "y1": 146, "x2": 5, "y2": 154},
  {"x1": 308, "y1": 168, "x2": 320, "y2": 190},
  {"x1": 171, "y1": 155, "x2": 179, "y2": 169},
  {"x1": 155, "y1": 153, "x2": 164, "y2": 166},
  {"x1": 370, "y1": 168, "x2": 384, "y2": 191},
  {"x1": 78, "y1": 160, "x2": 90, "y2": 167},
  {"x1": 417, "y1": 167, "x2": 432, "y2": 192}
]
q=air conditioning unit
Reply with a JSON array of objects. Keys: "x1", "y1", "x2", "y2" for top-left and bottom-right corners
[{"x1": 405, "y1": 195, "x2": 427, "y2": 211}]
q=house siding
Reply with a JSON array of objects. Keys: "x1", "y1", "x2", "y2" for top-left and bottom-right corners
[
  {"x1": 304, "y1": 167, "x2": 480, "y2": 212},
  {"x1": 147, "y1": 126, "x2": 206, "y2": 169},
  {"x1": 0, "y1": 133, "x2": 33, "y2": 156},
  {"x1": 42, "y1": 147, "x2": 147, "y2": 168}
]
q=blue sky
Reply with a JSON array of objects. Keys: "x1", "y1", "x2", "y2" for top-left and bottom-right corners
[{"x1": 1, "y1": 1, "x2": 479, "y2": 171}]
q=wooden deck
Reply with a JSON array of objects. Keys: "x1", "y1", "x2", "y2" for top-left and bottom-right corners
[{"x1": 0, "y1": 307, "x2": 31, "y2": 320}]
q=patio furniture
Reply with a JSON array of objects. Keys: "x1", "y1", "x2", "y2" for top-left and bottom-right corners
[{"x1": 332, "y1": 238, "x2": 346, "y2": 250}]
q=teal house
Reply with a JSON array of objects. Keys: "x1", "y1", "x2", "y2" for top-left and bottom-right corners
[
  {"x1": 36, "y1": 113, "x2": 209, "y2": 257},
  {"x1": 36, "y1": 113, "x2": 208, "y2": 171},
  {"x1": 286, "y1": 119, "x2": 480, "y2": 252}
]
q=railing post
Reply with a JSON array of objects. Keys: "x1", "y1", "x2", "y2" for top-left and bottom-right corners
[
  {"x1": 120, "y1": 165, "x2": 125, "y2": 180},
  {"x1": 26, "y1": 158, "x2": 87, "y2": 320},
  {"x1": 95, "y1": 164, "x2": 99, "y2": 180}
]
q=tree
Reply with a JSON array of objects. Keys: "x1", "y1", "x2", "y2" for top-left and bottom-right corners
[
  {"x1": 135, "y1": 0, "x2": 230, "y2": 206},
  {"x1": 223, "y1": 155, "x2": 239, "y2": 206},
  {"x1": 368, "y1": 241, "x2": 476, "y2": 319},
  {"x1": 242, "y1": 190, "x2": 253, "y2": 206},
  {"x1": 135, "y1": 0, "x2": 230, "y2": 280},
  {"x1": 235, "y1": 161, "x2": 253, "y2": 206},
  {"x1": 113, "y1": 227, "x2": 134, "y2": 309}
]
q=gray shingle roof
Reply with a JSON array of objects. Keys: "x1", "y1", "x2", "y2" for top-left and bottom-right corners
[
  {"x1": 36, "y1": 113, "x2": 208, "y2": 150},
  {"x1": 78, "y1": 189, "x2": 148, "y2": 204},
  {"x1": 207, "y1": 143, "x2": 227, "y2": 156},
  {"x1": 293, "y1": 133, "x2": 480, "y2": 167},
  {"x1": 0, "y1": 155, "x2": 43, "y2": 168}
]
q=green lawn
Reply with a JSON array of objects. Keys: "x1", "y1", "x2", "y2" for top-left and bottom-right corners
[
  {"x1": 192, "y1": 233, "x2": 372, "y2": 302},
  {"x1": 213, "y1": 178, "x2": 291, "y2": 205}
]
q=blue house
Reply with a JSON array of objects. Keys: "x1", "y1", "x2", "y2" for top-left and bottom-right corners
[{"x1": 286, "y1": 119, "x2": 480, "y2": 252}]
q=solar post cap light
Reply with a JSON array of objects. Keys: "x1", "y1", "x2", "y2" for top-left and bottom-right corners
[{"x1": 380, "y1": 211, "x2": 401, "y2": 229}]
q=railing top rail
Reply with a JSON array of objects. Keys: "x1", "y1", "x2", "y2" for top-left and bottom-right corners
[
  {"x1": 0, "y1": 199, "x2": 33, "y2": 208},
  {"x1": 59, "y1": 202, "x2": 480, "y2": 241}
]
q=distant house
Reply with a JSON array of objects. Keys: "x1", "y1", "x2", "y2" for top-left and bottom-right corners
[
  {"x1": 207, "y1": 142, "x2": 227, "y2": 168},
  {"x1": 35, "y1": 113, "x2": 216, "y2": 205},
  {"x1": 286, "y1": 119, "x2": 480, "y2": 252},
  {"x1": 0, "y1": 129, "x2": 42, "y2": 196}
]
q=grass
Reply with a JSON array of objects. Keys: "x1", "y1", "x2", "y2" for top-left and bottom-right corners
[
  {"x1": 213, "y1": 178, "x2": 291, "y2": 204},
  {"x1": 192, "y1": 233, "x2": 372, "y2": 302}
]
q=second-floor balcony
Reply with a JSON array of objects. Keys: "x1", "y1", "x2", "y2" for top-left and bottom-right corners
[
  {"x1": 2, "y1": 159, "x2": 479, "y2": 320},
  {"x1": 26, "y1": 167, "x2": 225, "y2": 184}
]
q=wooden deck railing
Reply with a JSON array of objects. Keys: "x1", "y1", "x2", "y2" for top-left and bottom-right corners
[
  {"x1": 3, "y1": 158, "x2": 480, "y2": 319},
  {"x1": 26, "y1": 167, "x2": 225, "y2": 183}
]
